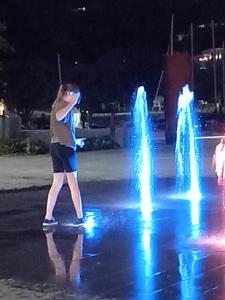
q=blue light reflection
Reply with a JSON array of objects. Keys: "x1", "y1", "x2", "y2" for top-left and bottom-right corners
[
  {"x1": 135, "y1": 225, "x2": 155, "y2": 299},
  {"x1": 61, "y1": 209, "x2": 103, "y2": 240},
  {"x1": 178, "y1": 249, "x2": 202, "y2": 300}
]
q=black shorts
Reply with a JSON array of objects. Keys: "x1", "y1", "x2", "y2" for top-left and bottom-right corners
[{"x1": 50, "y1": 143, "x2": 77, "y2": 173}]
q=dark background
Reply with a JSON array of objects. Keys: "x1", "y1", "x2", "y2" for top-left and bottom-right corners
[{"x1": 0, "y1": 0, "x2": 225, "y2": 119}]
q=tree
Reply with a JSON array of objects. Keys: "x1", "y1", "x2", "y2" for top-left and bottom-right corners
[{"x1": 7, "y1": 57, "x2": 57, "y2": 126}]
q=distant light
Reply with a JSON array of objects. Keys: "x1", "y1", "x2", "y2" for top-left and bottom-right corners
[
  {"x1": 75, "y1": 61, "x2": 78, "y2": 64},
  {"x1": 198, "y1": 24, "x2": 206, "y2": 28},
  {"x1": 176, "y1": 34, "x2": 188, "y2": 41},
  {"x1": 73, "y1": 7, "x2": 86, "y2": 13},
  {"x1": 0, "y1": 99, "x2": 6, "y2": 116}
]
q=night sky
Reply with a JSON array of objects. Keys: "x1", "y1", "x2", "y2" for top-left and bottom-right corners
[
  {"x1": 1, "y1": 0, "x2": 225, "y2": 112},
  {"x1": 1, "y1": 0, "x2": 225, "y2": 61}
]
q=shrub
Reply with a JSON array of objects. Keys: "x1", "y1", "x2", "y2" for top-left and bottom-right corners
[
  {"x1": 77, "y1": 136, "x2": 120, "y2": 152},
  {"x1": 0, "y1": 138, "x2": 49, "y2": 155}
]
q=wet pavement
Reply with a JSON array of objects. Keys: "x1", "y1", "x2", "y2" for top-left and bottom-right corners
[{"x1": 1, "y1": 177, "x2": 225, "y2": 299}]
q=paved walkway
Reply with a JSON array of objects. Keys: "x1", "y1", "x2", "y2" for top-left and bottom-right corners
[
  {"x1": 0, "y1": 135, "x2": 217, "y2": 191},
  {"x1": 0, "y1": 149, "x2": 132, "y2": 191}
]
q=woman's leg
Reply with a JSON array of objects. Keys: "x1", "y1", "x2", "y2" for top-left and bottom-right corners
[
  {"x1": 69, "y1": 233, "x2": 83, "y2": 284},
  {"x1": 45, "y1": 172, "x2": 65, "y2": 220},
  {"x1": 45, "y1": 231, "x2": 66, "y2": 279},
  {"x1": 66, "y1": 171, "x2": 83, "y2": 218}
]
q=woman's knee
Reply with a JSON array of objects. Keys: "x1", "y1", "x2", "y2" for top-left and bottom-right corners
[
  {"x1": 52, "y1": 173, "x2": 65, "y2": 188},
  {"x1": 66, "y1": 172, "x2": 78, "y2": 184}
]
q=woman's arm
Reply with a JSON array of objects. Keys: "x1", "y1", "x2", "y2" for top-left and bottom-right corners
[
  {"x1": 56, "y1": 94, "x2": 79, "y2": 121},
  {"x1": 56, "y1": 101, "x2": 74, "y2": 121}
]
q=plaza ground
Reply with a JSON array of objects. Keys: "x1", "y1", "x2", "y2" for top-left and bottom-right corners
[{"x1": 0, "y1": 133, "x2": 223, "y2": 299}]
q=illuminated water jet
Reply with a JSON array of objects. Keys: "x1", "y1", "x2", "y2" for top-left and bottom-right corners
[
  {"x1": 175, "y1": 85, "x2": 202, "y2": 230},
  {"x1": 175, "y1": 85, "x2": 201, "y2": 199},
  {"x1": 132, "y1": 86, "x2": 154, "y2": 221}
]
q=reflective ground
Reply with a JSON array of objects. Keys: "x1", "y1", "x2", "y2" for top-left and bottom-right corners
[{"x1": 0, "y1": 178, "x2": 225, "y2": 299}]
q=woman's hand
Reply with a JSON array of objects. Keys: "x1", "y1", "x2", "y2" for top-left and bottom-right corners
[
  {"x1": 65, "y1": 92, "x2": 80, "y2": 106},
  {"x1": 76, "y1": 138, "x2": 86, "y2": 148}
]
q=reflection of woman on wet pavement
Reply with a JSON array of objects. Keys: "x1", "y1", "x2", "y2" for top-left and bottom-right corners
[
  {"x1": 45, "y1": 230, "x2": 83, "y2": 286},
  {"x1": 43, "y1": 83, "x2": 84, "y2": 227}
]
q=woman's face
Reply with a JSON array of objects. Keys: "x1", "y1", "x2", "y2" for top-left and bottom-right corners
[{"x1": 63, "y1": 90, "x2": 80, "y2": 104}]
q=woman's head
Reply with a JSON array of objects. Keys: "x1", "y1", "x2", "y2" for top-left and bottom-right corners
[
  {"x1": 61, "y1": 83, "x2": 80, "y2": 95},
  {"x1": 54, "y1": 82, "x2": 81, "y2": 106}
]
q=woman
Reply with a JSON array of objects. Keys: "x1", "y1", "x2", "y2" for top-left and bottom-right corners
[{"x1": 43, "y1": 83, "x2": 84, "y2": 227}]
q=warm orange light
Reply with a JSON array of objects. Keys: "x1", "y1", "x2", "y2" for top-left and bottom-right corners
[{"x1": 0, "y1": 100, "x2": 6, "y2": 116}]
